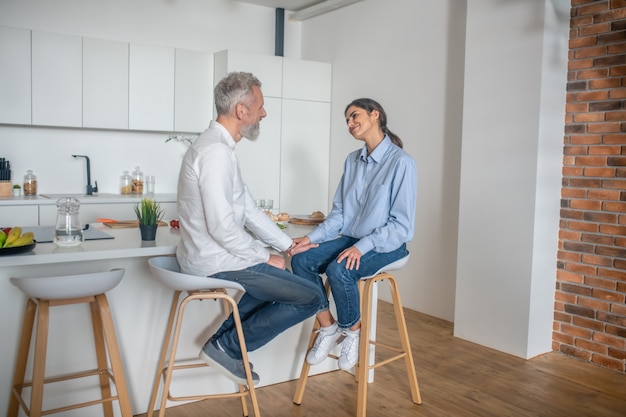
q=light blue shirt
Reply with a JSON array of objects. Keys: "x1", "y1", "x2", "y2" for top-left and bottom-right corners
[{"x1": 307, "y1": 136, "x2": 417, "y2": 255}]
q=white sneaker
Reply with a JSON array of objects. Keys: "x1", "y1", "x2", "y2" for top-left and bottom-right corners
[
  {"x1": 306, "y1": 323, "x2": 342, "y2": 365},
  {"x1": 338, "y1": 328, "x2": 360, "y2": 370}
]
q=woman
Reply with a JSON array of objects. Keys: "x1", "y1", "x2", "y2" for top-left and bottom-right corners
[{"x1": 290, "y1": 98, "x2": 417, "y2": 370}]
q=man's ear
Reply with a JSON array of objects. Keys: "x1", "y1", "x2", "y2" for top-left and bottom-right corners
[{"x1": 235, "y1": 102, "x2": 247, "y2": 120}]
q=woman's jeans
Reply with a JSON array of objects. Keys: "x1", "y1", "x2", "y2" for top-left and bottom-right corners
[
  {"x1": 211, "y1": 262, "x2": 326, "y2": 359},
  {"x1": 291, "y1": 236, "x2": 408, "y2": 329}
]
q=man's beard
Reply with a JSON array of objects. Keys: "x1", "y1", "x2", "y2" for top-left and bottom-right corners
[{"x1": 241, "y1": 122, "x2": 261, "y2": 141}]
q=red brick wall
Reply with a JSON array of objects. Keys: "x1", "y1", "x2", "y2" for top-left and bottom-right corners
[{"x1": 554, "y1": 0, "x2": 626, "y2": 372}]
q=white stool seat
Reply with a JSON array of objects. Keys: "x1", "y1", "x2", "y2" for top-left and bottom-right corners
[
  {"x1": 148, "y1": 256, "x2": 245, "y2": 292},
  {"x1": 10, "y1": 269, "x2": 124, "y2": 300},
  {"x1": 363, "y1": 254, "x2": 410, "y2": 279}
]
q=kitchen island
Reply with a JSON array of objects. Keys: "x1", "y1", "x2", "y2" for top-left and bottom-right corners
[{"x1": 0, "y1": 223, "x2": 333, "y2": 416}]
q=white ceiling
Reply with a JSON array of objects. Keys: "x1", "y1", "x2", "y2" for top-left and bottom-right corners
[{"x1": 233, "y1": 0, "x2": 326, "y2": 11}]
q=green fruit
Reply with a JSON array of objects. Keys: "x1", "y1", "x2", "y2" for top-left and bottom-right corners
[{"x1": 0, "y1": 230, "x2": 6, "y2": 247}]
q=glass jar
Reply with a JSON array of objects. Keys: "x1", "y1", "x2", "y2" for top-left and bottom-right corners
[
  {"x1": 132, "y1": 166, "x2": 144, "y2": 194},
  {"x1": 120, "y1": 170, "x2": 132, "y2": 194},
  {"x1": 23, "y1": 170, "x2": 37, "y2": 196},
  {"x1": 54, "y1": 197, "x2": 84, "y2": 247}
]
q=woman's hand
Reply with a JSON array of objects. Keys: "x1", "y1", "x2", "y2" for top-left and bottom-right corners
[
  {"x1": 267, "y1": 253, "x2": 287, "y2": 269},
  {"x1": 337, "y1": 246, "x2": 362, "y2": 270},
  {"x1": 288, "y1": 236, "x2": 318, "y2": 256}
]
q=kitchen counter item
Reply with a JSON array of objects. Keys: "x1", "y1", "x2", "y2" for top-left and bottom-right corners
[
  {"x1": 0, "y1": 241, "x2": 36, "y2": 256},
  {"x1": 99, "y1": 219, "x2": 168, "y2": 229},
  {"x1": 23, "y1": 170, "x2": 37, "y2": 196},
  {"x1": 23, "y1": 225, "x2": 113, "y2": 243},
  {"x1": 288, "y1": 214, "x2": 325, "y2": 225},
  {"x1": 54, "y1": 197, "x2": 83, "y2": 247},
  {"x1": 120, "y1": 170, "x2": 132, "y2": 194}
]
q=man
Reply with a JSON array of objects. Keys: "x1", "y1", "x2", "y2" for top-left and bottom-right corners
[{"x1": 176, "y1": 72, "x2": 326, "y2": 385}]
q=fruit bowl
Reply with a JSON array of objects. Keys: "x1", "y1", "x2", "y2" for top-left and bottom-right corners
[{"x1": 0, "y1": 241, "x2": 37, "y2": 256}]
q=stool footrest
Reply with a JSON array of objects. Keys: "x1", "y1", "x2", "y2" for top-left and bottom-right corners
[
  {"x1": 12, "y1": 368, "x2": 120, "y2": 416},
  {"x1": 161, "y1": 360, "x2": 250, "y2": 404}
]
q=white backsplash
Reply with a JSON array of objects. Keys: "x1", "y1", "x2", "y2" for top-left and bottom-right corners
[{"x1": 0, "y1": 125, "x2": 189, "y2": 195}]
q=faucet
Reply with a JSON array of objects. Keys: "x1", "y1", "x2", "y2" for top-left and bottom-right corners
[{"x1": 72, "y1": 155, "x2": 98, "y2": 195}]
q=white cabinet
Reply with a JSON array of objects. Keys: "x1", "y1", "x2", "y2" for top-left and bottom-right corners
[
  {"x1": 0, "y1": 206, "x2": 39, "y2": 227},
  {"x1": 0, "y1": 26, "x2": 31, "y2": 125},
  {"x1": 214, "y1": 50, "x2": 331, "y2": 214},
  {"x1": 83, "y1": 37, "x2": 129, "y2": 129},
  {"x1": 282, "y1": 57, "x2": 332, "y2": 102},
  {"x1": 214, "y1": 50, "x2": 283, "y2": 98},
  {"x1": 31, "y1": 31, "x2": 82, "y2": 127},
  {"x1": 129, "y1": 43, "x2": 175, "y2": 131},
  {"x1": 235, "y1": 97, "x2": 282, "y2": 205},
  {"x1": 280, "y1": 100, "x2": 331, "y2": 214},
  {"x1": 174, "y1": 49, "x2": 214, "y2": 133}
]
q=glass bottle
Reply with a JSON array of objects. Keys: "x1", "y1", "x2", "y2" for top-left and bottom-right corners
[
  {"x1": 23, "y1": 169, "x2": 37, "y2": 196},
  {"x1": 132, "y1": 166, "x2": 144, "y2": 194},
  {"x1": 54, "y1": 197, "x2": 84, "y2": 247},
  {"x1": 120, "y1": 170, "x2": 132, "y2": 194}
]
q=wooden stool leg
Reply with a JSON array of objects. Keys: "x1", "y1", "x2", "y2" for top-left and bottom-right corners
[
  {"x1": 228, "y1": 296, "x2": 260, "y2": 417},
  {"x1": 30, "y1": 299, "x2": 50, "y2": 417},
  {"x1": 8, "y1": 298, "x2": 37, "y2": 417},
  {"x1": 158, "y1": 295, "x2": 192, "y2": 415},
  {"x1": 387, "y1": 277, "x2": 421, "y2": 404},
  {"x1": 91, "y1": 299, "x2": 114, "y2": 417},
  {"x1": 356, "y1": 278, "x2": 376, "y2": 417},
  {"x1": 147, "y1": 291, "x2": 181, "y2": 417},
  {"x1": 96, "y1": 294, "x2": 133, "y2": 417},
  {"x1": 293, "y1": 280, "x2": 331, "y2": 405}
]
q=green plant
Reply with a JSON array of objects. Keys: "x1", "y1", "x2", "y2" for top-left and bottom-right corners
[
  {"x1": 12, "y1": 184, "x2": 21, "y2": 189},
  {"x1": 134, "y1": 198, "x2": 164, "y2": 225}
]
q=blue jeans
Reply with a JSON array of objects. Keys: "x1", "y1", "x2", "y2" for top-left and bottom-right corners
[
  {"x1": 291, "y1": 236, "x2": 408, "y2": 329},
  {"x1": 211, "y1": 263, "x2": 326, "y2": 359}
]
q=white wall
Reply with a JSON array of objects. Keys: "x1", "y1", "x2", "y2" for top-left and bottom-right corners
[
  {"x1": 297, "y1": 0, "x2": 467, "y2": 321},
  {"x1": 0, "y1": 0, "x2": 302, "y2": 195},
  {"x1": 298, "y1": 0, "x2": 568, "y2": 358},
  {"x1": 454, "y1": 0, "x2": 567, "y2": 358}
]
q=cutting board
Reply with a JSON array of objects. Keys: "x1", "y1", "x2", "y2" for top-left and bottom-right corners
[
  {"x1": 102, "y1": 220, "x2": 168, "y2": 229},
  {"x1": 288, "y1": 215, "x2": 325, "y2": 226}
]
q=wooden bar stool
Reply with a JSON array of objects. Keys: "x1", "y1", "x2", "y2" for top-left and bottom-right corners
[
  {"x1": 146, "y1": 256, "x2": 260, "y2": 417},
  {"x1": 8, "y1": 268, "x2": 132, "y2": 417},
  {"x1": 293, "y1": 255, "x2": 421, "y2": 417}
]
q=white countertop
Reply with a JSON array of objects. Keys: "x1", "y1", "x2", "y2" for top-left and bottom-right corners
[
  {"x1": 0, "y1": 223, "x2": 180, "y2": 267},
  {"x1": 0, "y1": 193, "x2": 177, "y2": 206},
  {"x1": 0, "y1": 221, "x2": 315, "y2": 268}
]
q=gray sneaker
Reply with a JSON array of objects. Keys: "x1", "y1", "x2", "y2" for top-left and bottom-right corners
[{"x1": 199, "y1": 340, "x2": 260, "y2": 386}]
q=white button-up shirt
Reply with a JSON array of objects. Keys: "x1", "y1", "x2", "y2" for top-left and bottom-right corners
[{"x1": 176, "y1": 121, "x2": 292, "y2": 277}]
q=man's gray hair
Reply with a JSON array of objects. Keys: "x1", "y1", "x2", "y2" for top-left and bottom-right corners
[{"x1": 214, "y1": 72, "x2": 262, "y2": 116}]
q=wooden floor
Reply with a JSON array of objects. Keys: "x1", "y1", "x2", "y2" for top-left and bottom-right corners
[{"x1": 135, "y1": 301, "x2": 626, "y2": 417}]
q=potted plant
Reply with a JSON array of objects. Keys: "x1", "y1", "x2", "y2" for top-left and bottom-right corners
[
  {"x1": 12, "y1": 184, "x2": 21, "y2": 197},
  {"x1": 134, "y1": 198, "x2": 164, "y2": 241}
]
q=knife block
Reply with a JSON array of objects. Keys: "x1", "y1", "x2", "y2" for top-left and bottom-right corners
[{"x1": 0, "y1": 182, "x2": 12, "y2": 197}]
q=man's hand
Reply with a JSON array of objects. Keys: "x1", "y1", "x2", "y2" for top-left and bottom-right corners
[{"x1": 267, "y1": 253, "x2": 287, "y2": 269}]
